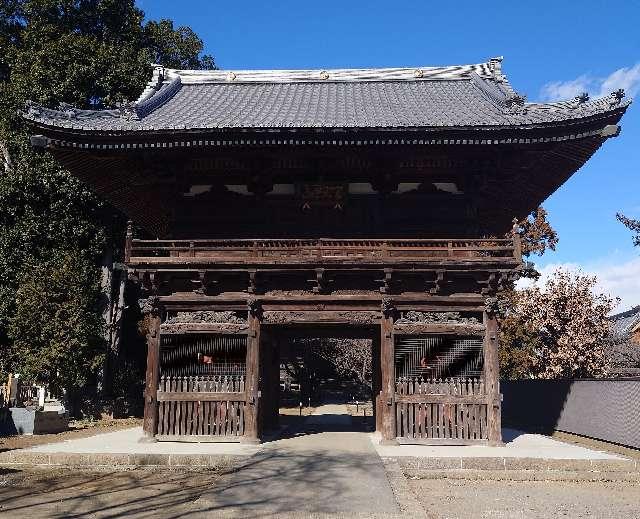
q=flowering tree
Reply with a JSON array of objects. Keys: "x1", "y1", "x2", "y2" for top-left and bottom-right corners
[{"x1": 500, "y1": 269, "x2": 618, "y2": 379}]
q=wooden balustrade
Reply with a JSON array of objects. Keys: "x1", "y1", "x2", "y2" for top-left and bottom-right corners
[{"x1": 129, "y1": 237, "x2": 519, "y2": 263}]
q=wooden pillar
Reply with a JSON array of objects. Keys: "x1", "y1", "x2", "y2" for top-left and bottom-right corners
[
  {"x1": 484, "y1": 310, "x2": 502, "y2": 445},
  {"x1": 243, "y1": 300, "x2": 262, "y2": 443},
  {"x1": 259, "y1": 332, "x2": 279, "y2": 431},
  {"x1": 270, "y1": 336, "x2": 281, "y2": 427},
  {"x1": 380, "y1": 298, "x2": 396, "y2": 443},
  {"x1": 141, "y1": 300, "x2": 161, "y2": 441},
  {"x1": 371, "y1": 332, "x2": 382, "y2": 433}
]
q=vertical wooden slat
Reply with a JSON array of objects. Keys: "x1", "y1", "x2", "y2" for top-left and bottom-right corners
[
  {"x1": 178, "y1": 377, "x2": 185, "y2": 435},
  {"x1": 395, "y1": 380, "x2": 402, "y2": 437},
  {"x1": 239, "y1": 376, "x2": 245, "y2": 435}
]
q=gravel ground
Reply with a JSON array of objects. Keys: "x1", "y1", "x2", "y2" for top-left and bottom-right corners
[
  {"x1": 0, "y1": 469, "x2": 230, "y2": 519},
  {"x1": 410, "y1": 478, "x2": 640, "y2": 519},
  {"x1": 0, "y1": 467, "x2": 225, "y2": 518}
]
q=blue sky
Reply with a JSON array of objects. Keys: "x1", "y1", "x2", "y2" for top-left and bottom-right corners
[{"x1": 138, "y1": 1, "x2": 640, "y2": 309}]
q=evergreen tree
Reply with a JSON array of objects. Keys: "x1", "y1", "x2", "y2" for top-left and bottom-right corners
[{"x1": 0, "y1": 0, "x2": 215, "y2": 408}]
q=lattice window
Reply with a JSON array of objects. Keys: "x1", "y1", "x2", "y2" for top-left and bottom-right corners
[
  {"x1": 160, "y1": 334, "x2": 246, "y2": 376},
  {"x1": 394, "y1": 335, "x2": 484, "y2": 379}
]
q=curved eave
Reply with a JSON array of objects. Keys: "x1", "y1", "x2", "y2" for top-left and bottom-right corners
[{"x1": 25, "y1": 104, "x2": 628, "y2": 151}]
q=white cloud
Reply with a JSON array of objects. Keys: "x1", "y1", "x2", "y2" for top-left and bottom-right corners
[
  {"x1": 540, "y1": 75, "x2": 593, "y2": 102},
  {"x1": 518, "y1": 256, "x2": 640, "y2": 313},
  {"x1": 538, "y1": 63, "x2": 640, "y2": 102}
]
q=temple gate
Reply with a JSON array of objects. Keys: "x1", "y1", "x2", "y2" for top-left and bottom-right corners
[{"x1": 23, "y1": 57, "x2": 629, "y2": 444}]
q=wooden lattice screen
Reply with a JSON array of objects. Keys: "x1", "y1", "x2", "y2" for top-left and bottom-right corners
[
  {"x1": 161, "y1": 334, "x2": 246, "y2": 376},
  {"x1": 394, "y1": 335, "x2": 483, "y2": 379},
  {"x1": 393, "y1": 335, "x2": 488, "y2": 443},
  {"x1": 156, "y1": 334, "x2": 248, "y2": 440},
  {"x1": 157, "y1": 375, "x2": 246, "y2": 438}
]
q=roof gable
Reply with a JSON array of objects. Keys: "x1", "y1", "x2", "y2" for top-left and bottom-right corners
[{"x1": 22, "y1": 57, "x2": 631, "y2": 135}]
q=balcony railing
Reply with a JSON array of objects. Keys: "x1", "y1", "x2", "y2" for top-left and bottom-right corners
[{"x1": 126, "y1": 236, "x2": 521, "y2": 264}]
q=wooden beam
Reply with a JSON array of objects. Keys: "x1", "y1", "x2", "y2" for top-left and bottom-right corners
[
  {"x1": 393, "y1": 323, "x2": 485, "y2": 336},
  {"x1": 156, "y1": 391, "x2": 246, "y2": 402},
  {"x1": 156, "y1": 434, "x2": 242, "y2": 443},
  {"x1": 160, "y1": 323, "x2": 249, "y2": 334},
  {"x1": 395, "y1": 394, "x2": 488, "y2": 404}
]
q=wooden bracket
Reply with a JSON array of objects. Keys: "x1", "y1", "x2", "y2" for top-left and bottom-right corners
[
  {"x1": 248, "y1": 269, "x2": 260, "y2": 294},
  {"x1": 378, "y1": 268, "x2": 394, "y2": 294},
  {"x1": 481, "y1": 272, "x2": 498, "y2": 295},
  {"x1": 145, "y1": 271, "x2": 164, "y2": 295},
  {"x1": 429, "y1": 270, "x2": 445, "y2": 294},
  {"x1": 311, "y1": 268, "x2": 329, "y2": 294},
  {"x1": 192, "y1": 270, "x2": 218, "y2": 295}
]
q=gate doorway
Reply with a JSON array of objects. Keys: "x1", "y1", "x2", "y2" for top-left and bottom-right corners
[{"x1": 259, "y1": 324, "x2": 379, "y2": 437}]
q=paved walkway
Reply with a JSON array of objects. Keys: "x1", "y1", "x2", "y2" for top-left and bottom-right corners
[
  {"x1": 195, "y1": 404, "x2": 404, "y2": 517},
  {"x1": 21, "y1": 427, "x2": 258, "y2": 456},
  {"x1": 374, "y1": 428, "x2": 626, "y2": 460}
]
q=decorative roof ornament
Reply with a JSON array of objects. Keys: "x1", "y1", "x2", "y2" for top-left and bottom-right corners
[
  {"x1": 116, "y1": 100, "x2": 139, "y2": 121},
  {"x1": 58, "y1": 102, "x2": 80, "y2": 120},
  {"x1": 23, "y1": 100, "x2": 43, "y2": 119},
  {"x1": 135, "y1": 64, "x2": 166, "y2": 104},
  {"x1": 504, "y1": 93, "x2": 527, "y2": 114},
  {"x1": 319, "y1": 70, "x2": 329, "y2": 80},
  {"x1": 609, "y1": 88, "x2": 625, "y2": 107},
  {"x1": 488, "y1": 56, "x2": 505, "y2": 82},
  {"x1": 226, "y1": 71, "x2": 237, "y2": 81},
  {"x1": 414, "y1": 69, "x2": 424, "y2": 78},
  {"x1": 571, "y1": 92, "x2": 590, "y2": 108}
]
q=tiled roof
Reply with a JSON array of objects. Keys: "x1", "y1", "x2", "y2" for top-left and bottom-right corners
[
  {"x1": 22, "y1": 57, "x2": 631, "y2": 133},
  {"x1": 610, "y1": 306, "x2": 640, "y2": 342}
]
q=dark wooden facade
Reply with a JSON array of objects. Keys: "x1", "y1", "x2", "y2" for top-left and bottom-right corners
[{"x1": 24, "y1": 59, "x2": 629, "y2": 444}]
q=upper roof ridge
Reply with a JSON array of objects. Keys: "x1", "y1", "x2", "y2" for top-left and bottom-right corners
[{"x1": 155, "y1": 58, "x2": 501, "y2": 85}]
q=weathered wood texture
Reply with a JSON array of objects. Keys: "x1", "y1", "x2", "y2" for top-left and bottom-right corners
[
  {"x1": 380, "y1": 314, "x2": 395, "y2": 441},
  {"x1": 156, "y1": 375, "x2": 245, "y2": 438},
  {"x1": 243, "y1": 312, "x2": 261, "y2": 441},
  {"x1": 371, "y1": 332, "x2": 382, "y2": 433},
  {"x1": 484, "y1": 313, "x2": 502, "y2": 444},
  {"x1": 130, "y1": 237, "x2": 519, "y2": 263},
  {"x1": 394, "y1": 377, "x2": 488, "y2": 443},
  {"x1": 142, "y1": 312, "x2": 161, "y2": 437}
]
